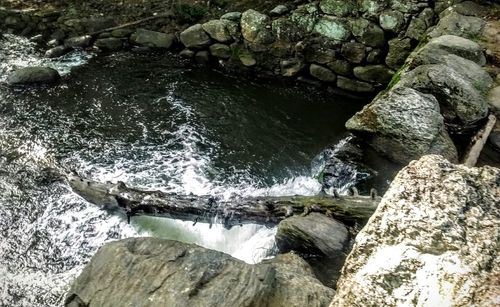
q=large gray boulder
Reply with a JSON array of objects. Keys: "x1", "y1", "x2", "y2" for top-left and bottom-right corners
[
  {"x1": 65, "y1": 238, "x2": 333, "y2": 307},
  {"x1": 319, "y1": 0, "x2": 357, "y2": 17},
  {"x1": 349, "y1": 18, "x2": 385, "y2": 48},
  {"x1": 131, "y1": 29, "x2": 175, "y2": 49},
  {"x1": 428, "y1": 12, "x2": 486, "y2": 39},
  {"x1": 415, "y1": 35, "x2": 486, "y2": 66},
  {"x1": 240, "y1": 10, "x2": 274, "y2": 45},
  {"x1": 7, "y1": 67, "x2": 60, "y2": 85},
  {"x1": 314, "y1": 16, "x2": 351, "y2": 41},
  {"x1": 395, "y1": 64, "x2": 489, "y2": 126},
  {"x1": 202, "y1": 20, "x2": 233, "y2": 43},
  {"x1": 386, "y1": 38, "x2": 411, "y2": 69},
  {"x1": 276, "y1": 213, "x2": 349, "y2": 256},
  {"x1": 331, "y1": 155, "x2": 500, "y2": 307},
  {"x1": 346, "y1": 87, "x2": 457, "y2": 164},
  {"x1": 180, "y1": 24, "x2": 211, "y2": 49}
]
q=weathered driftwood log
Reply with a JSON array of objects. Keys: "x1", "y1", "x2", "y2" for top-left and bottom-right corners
[
  {"x1": 66, "y1": 174, "x2": 379, "y2": 228},
  {"x1": 463, "y1": 114, "x2": 497, "y2": 167}
]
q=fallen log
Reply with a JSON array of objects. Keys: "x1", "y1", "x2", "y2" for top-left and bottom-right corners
[
  {"x1": 66, "y1": 173, "x2": 379, "y2": 228},
  {"x1": 463, "y1": 114, "x2": 497, "y2": 167}
]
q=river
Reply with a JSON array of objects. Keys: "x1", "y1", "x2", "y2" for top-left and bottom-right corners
[{"x1": 0, "y1": 34, "x2": 373, "y2": 306}]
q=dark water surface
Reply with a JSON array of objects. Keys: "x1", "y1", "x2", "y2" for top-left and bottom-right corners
[{"x1": 0, "y1": 35, "x2": 370, "y2": 306}]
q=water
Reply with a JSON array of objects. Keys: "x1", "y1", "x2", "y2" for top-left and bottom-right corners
[{"x1": 0, "y1": 35, "x2": 367, "y2": 306}]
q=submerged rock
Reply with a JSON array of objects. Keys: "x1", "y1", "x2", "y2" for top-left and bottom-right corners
[
  {"x1": 346, "y1": 87, "x2": 457, "y2": 164},
  {"x1": 7, "y1": 67, "x2": 60, "y2": 85},
  {"x1": 65, "y1": 238, "x2": 333, "y2": 307},
  {"x1": 45, "y1": 45, "x2": 71, "y2": 58},
  {"x1": 331, "y1": 155, "x2": 500, "y2": 307},
  {"x1": 276, "y1": 213, "x2": 349, "y2": 256}
]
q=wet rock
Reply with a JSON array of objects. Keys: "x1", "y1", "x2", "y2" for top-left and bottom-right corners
[
  {"x1": 94, "y1": 37, "x2": 123, "y2": 51},
  {"x1": 353, "y1": 65, "x2": 394, "y2": 83},
  {"x1": 64, "y1": 35, "x2": 92, "y2": 48},
  {"x1": 319, "y1": 0, "x2": 356, "y2": 17},
  {"x1": 111, "y1": 28, "x2": 134, "y2": 38},
  {"x1": 209, "y1": 43, "x2": 230, "y2": 59},
  {"x1": 239, "y1": 53, "x2": 257, "y2": 67},
  {"x1": 270, "y1": 5, "x2": 289, "y2": 17},
  {"x1": 202, "y1": 20, "x2": 232, "y2": 43},
  {"x1": 220, "y1": 12, "x2": 242, "y2": 22},
  {"x1": 349, "y1": 18, "x2": 385, "y2": 48},
  {"x1": 346, "y1": 87, "x2": 457, "y2": 164},
  {"x1": 280, "y1": 58, "x2": 304, "y2": 77},
  {"x1": 290, "y1": 3, "x2": 319, "y2": 34},
  {"x1": 415, "y1": 35, "x2": 486, "y2": 66},
  {"x1": 379, "y1": 10, "x2": 405, "y2": 33},
  {"x1": 327, "y1": 60, "x2": 352, "y2": 76},
  {"x1": 385, "y1": 38, "x2": 411, "y2": 69},
  {"x1": 332, "y1": 155, "x2": 500, "y2": 307},
  {"x1": 428, "y1": 12, "x2": 485, "y2": 39},
  {"x1": 395, "y1": 64, "x2": 488, "y2": 126},
  {"x1": 241, "y1": 10, "x2": 274, "y2": 45},
  {"x1": 276, "y1": 213, "x2": 349, "y2": 256},
  {"x1": 7, "y1": 67, "x2": 60, "y2": 85},
  {"x1": 405, "y1": 8, "x2": 434, "y2": 40},
  {"x1": 179, "y1": 49, "x2": 195, "y2": 59},
  {"x1": 310, "y1": 64, "x2": 336, "y2": 82},
  {"x1": 194, "y1": 50, "x2": 210, "y2": 64},
  {"x1": 130, "y1": 29, "x2": 174, "y2": 49},
  {"x1": 45, "y1": 45, "x2": 70, "y2": 58},
  {"x1": 180, "y1": 24, "x2": 211, "y2": 49},
  {"x1": 65, "y1": 238, "x2": 333, "y2": 307},
  {"x1": 341, "y1": 42, "x2": 366, "y2": 64},
  {"x1": 314, "y1": 16, "x2": 351, "y2": 41},
  {"x1": 337, "y1": 76, "x2": 374, "y2": 93}
]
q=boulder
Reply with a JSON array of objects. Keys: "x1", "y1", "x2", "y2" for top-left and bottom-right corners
[
  {"x1": 337, "y1": 76, "x2": 374, "y2": 93},
  {"x1": 179, "y1": 49, "x2": 195, "y2": 59},
  {"x1": 241, "y1": 10, "x2": 274, "y2": 45},
  {"x1": 379, "y1": 10, "x2": 405, "y2": 33},
  {"x1": 428, "y1": 12, "x2": 486, "y2": 39},
  {"x1": 414, "y1": 35, "x2": 486, "y2": 66},
  {"x1": 202, "y1": 20, "x2": 232, "y2": 43},
  {"x1": 385, "y1": 38, "x2": 411, "y2": 69},
  {"x1": 111, "y1": 28, "x2": 134, "y2": 38},
  {"x1": 180, "y1": 24, "x2": 211, "y2": 49},
  {"x1": 220, "y1": 12, "x2": 242, "y2": 22},
  {"x1": 280, "y1": 59, "x2": 304, "y2": 77},
  {"x1": 276, "y1": 213, "x2": 349, "y2": 256},
  {"x1": 310, "y1": 64, "x2": 336, "y2": 82},
  {"x1": 327, "y1": 60, "x2": 352, "y2": 76},
  {"x1": 94, "y1": 37, "x2": 123, "y2": 51},
  {"x1": 353, "y1": 65, "x2": 394, "y2": 83},
  {"x1": 346, "y1": 87, "x2": 458, "y2": 164},
  {"x1": 341, "y1": 42, "x2": 366, "y2": 64},
  {"x1": 314, "y1": 16, "x2": 351, "y2": 41},
  {"x1": 405, "y1": 8, "x2": 434, "y2": 40},
  {"x1": 64, "y1": 35, "x2": 92, "y2": 48},
  {"x1": 65, "y1": 238, "x2": 333, "y2": 307},
  {"x1": 331, "y1": 155, "x2": 500, "y2": 307},
  {"x1": 349, "y1": 18, "x2": 385, "y2": 48},
  {"x1": 305, "y1": 48, "x2": 336, "y2": 65},
  {"x1": 319, "y1": 0, "x2": 356, "y2": 17},
  {"x1": 209, "y1": 43, "x2": 231, "y2": 59},
  {"x1": 45, "y1": 45, "x2": 70, "y2": 58},
  {"x1": 130, "y1": 29, "x2": 174, "y2": 49},
  {"x1": 7, "y1": 67, "x2": 60, "y2": 85},
  {"x1": 395, "y1": 64, "x2": 488, "y2": 126},
  {"x1": 270, "y1": 5, "x2": 289, "y2": 17},
  {"x1": 366, "y1": 49, "x2": 383, "y2": 64},
  {"x1": 359, "y1": 0, "x2": 388, "y2": 19},
  {"x1": 440, "y1": 1, "x2": 491, "y2": 18}
]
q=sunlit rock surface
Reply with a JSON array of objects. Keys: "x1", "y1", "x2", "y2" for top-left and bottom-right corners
[
  {"x1": 66, "y1": 238, "x2": 333, "y2": 307},
  {"x1": 331, "y1": 155, "x2": 499, "y2": 307}
]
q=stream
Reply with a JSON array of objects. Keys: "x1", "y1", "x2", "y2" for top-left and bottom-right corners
[{"x1": 0, "y1": 34, "x2": 374, "y2": 306}]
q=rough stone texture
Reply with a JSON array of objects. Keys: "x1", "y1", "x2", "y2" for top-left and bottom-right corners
[
  {"x1": 379, "y1": 10, "x2": 405, "y2": 33},
  {"x1": 353, "y1": 65, "x2": 394, "y2": 83},
  {"x1": 65, "y1": 238, "x2": 334, "y2": 307},
  {"x1": 337, "y1": 76, "x2": 374, "y2": 93},
  {"x1": 419, "y1": 35, "x2": 486, "y2": 66},
  {"x1": 209, "y1": 43, "x2": 230, "y2": 59},
  {"x1": 241, "y1": 9, "x2": 274, "y2": 45},
  {"x1": 7, "y1": 66, "x2": 60, "y2": 85},
  {"x1": 202, "y1": 20, "x2": 232, "y2": 43},
  {"x1": 131, "y1": 29, "x2": 174, "y2": 49},
  {"x1": 45, "y1": 45, "x2": 70, "y2": 58},
  {"x1": 306, "y1": 48, "x2": 336, "y2": 65},
  {"x1": 386, "y1": 38, "x2": 411, "y2": 69},
  {"x1": 395, "y1": 64, "x2": 488, "y2": 126},
  {"x1": 314, "y1": 16, "x2": 351, "y2": 41},
  {"x1": 220, "y1": 12, "x2": 242, "y2": 22},
  {"x1": 428, "y1": 12, "x2": 486, "y2": 40},
  {"x1": 319, "y1": 0, "x2": 356, "y2": 17},
  {"x1": 341, "y1": 42, "x2": 366, "y2": 64},
  {"x1": 94, "y1": 37, "x2": 122, "y2": 51},
  {"x1": 346, "y1": 87, "x2": 457, "y2": 164},
  {"x1": 180, "y1": 24, "x2": 211, "y2": 49},
  {"x1": 366, "y1": 49, "x2": 383, "y2": 64},
  {"x1": 276, "y1": 213, "x2": 349, "y2": 256},
  {"x1": 440, "y1": 1, "x2": 491, "y2": 18},
  {"x1": 194, "y1": 50, "x2": 210, "y2": 64},
  {"x1": 331, "y1": 155, "x2": 500, "y2": 307},
  {"x1": 64, "y1": 35, "x2": 92, "y2": 48},
  {"x1": 310, "y1": 64, "x2": 336, "y2": 82},
  {"x1": 350, "y1": 18, "x2": 385, "y2": 48},
  {"x1": 327, "y1": 60, "x2": 352, "y2": 76},
  {"x1": 280, "y1": 59, "x2": 304, "y2": 77},
  {"x1": 405, "y1": 8, "x2": 434, "y2": 40},
  {"x1": 270, "y1": 5, "x2": 289, "y2": 17}
]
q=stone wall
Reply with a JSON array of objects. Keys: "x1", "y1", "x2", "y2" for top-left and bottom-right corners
[{"x1": 0, "y1": 1, "x2": 465, "y2": 93}]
